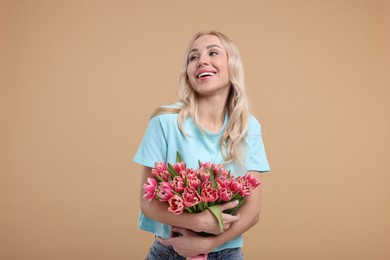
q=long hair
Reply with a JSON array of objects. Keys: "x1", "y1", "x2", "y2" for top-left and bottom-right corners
[{"x1": 152, "y1": 31, "x2": 251, "y2": 164}]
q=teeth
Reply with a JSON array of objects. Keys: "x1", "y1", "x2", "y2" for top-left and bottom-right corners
[{"x1": 198, "y1": 72, "x2": 215, "y2": 78}]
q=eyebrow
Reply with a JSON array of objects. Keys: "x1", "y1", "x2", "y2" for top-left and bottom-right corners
[{"x1": 189, "y1": 44, "x2": 223, "y2": 54}]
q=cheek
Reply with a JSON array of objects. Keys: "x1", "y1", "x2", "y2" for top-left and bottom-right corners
[
  {"x1": 185, "y1": 72, "x2": 194, "y2": 88},
  {"x1": 186, "y1": 67, "x2": 191, "y2": 78},
  {"x1": 217, "y1": 59, "x2": 229, "y2": 74},
  {"x1": 186, "y1": 66, "x2": 196, "y2": 82},
  {"x1": 221, "y1": 65, "x2": 230, "y2": 80}
]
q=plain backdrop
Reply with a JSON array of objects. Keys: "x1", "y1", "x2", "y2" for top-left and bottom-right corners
[{"x1": 1, "y1": 1, "x2": 389, "y2": 259}]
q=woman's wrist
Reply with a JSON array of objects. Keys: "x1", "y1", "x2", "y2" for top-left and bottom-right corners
[
  {"x1": 188, "y1": 213, "x2": 203, "y2": 232},
  {"x1": 201, "y1": 235, "x2": 217, "y2": 254}
]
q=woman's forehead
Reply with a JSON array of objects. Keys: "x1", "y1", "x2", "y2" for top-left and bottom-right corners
[{"x1": 190, "y1": 34, "x2": 223, "y2": 49}]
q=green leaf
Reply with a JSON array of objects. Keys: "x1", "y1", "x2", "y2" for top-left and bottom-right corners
[
  {"x1": 176, "y1": 151, "x2": 184, "y2": 163},
  {"x1": 198, "y1": 202, "x2": 204, "y2": 212},
  {"x1": 167, "y1": 163, "x2": 179, "y2": 177},
  {"x1": 155, "y1": 175, "x2": 165, "y2": 183},
  {"x1": 211, "y1": 175, "x2": 217, "y2": 189},
  {"x1": 172, "y1": 190, "x2": 181, "y2": 196},
  {"x1": 208, "y1": 205, "x2": 224, "y2": 232},
  {"x1": 209, "y1": 167, "x2": 217, "y2": 189},
  {"x1": 185, "y1": 207, "x2": 194, "y2": 213},
  {"x1": 231, "y1": 192, "x2": 241, "y2": 201}
]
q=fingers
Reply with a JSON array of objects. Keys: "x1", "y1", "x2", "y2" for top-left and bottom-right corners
[
  {"x1": 218, "y1": 200, "x2": 239, "y2": 212},
  {"x1": 171, "y1": 226, "x2": 187, "y2": 235},
  {"x1": 222, "y1": 212, "x2": 240, "y2": 228},
  {"x1": 157, "y1": 227, "x2": 186, "y2": 247},
  {"x1": 156, "y1": 236, "x2": 172, "y2": 246}
]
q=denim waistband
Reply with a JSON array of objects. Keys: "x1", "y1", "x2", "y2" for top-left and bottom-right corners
[{"x1": 146, "y1": 239, "x2": 243, "y2": 260}]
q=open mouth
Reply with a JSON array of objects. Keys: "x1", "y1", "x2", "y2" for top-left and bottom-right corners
[{"x1": 197, "y1": 71, "x2": 216, "y2": 79}]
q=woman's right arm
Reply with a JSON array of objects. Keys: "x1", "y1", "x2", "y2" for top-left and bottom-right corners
[{"x1": 139, "y1": 166, "x2": 240, "y2": 235}]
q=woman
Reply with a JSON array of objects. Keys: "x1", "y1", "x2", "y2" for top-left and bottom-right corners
[{"x1": 134, "y1": 31, "x2": 270, "y2": 259}]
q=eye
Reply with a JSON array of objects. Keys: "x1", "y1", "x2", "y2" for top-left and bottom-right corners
[
  {"x1": 189, "y1": 54, "x2": 199, "y2": 62},
  {"x1": 209, "y1": 50, "x2": 219, "y2": 56}
]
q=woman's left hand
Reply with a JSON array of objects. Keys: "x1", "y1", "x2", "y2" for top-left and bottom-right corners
[{"x1": 156, "y1": 227, "x2": 212, "y2": 258}]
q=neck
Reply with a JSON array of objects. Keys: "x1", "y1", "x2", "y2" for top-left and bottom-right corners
[{"x1": 197, "y1": 95, "x2": 227, "y2": 133}]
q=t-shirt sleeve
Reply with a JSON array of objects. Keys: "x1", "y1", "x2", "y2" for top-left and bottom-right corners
[
  {"x1": 133, "y1": 116, "x2": 168, "y2": 168},
  {"x1": 245, "y1": 117, "x2": 270, "y2": 173}
]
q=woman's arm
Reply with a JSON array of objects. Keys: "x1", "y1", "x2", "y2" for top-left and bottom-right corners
[
  {"x1": 139, "y1": 166, "x2": 240, "y2": 235},
  {"x1": 157, "y1": 171, "x2": 262, "y2": 257}
]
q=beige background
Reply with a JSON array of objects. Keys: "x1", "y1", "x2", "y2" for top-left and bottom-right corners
[{"x1": 1, "y1": 0, "x2": 389, "y2": 259}]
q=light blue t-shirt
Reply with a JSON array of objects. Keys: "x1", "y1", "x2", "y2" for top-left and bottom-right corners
[{"x1": 133, "y1": 105, "x2": 270, "y2": 252}]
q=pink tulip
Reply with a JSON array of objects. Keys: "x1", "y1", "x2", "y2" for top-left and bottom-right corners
[
  {"x1": 197, "y1": 168, "x2": 210, "y2": 182},
  {"x1": 170, "y1": 175, "x2": 185, "y2": 193},
  {"x1": 217, "y1": 176, "x2": 231, "y2": 188},
  {"x1": 187, "y1": 174, "x2": 201, "y2": 189},
  {"x1": 212, "y1": 164, "x2": 224, "y2": 177},
  {"x1": 199, "y1": 161, "x2": 212, "y2": 169},
  {"x1": 201, "y1": 180, "x2": 212, "y2": 189},
  {"x1": 168, "y1": 195, "x2": 184, "y2": 215},
  {"x1": 244, "y1": 173, "x2": 261, "y2": 188},
  {"x1": 173, "y1": 161, "x2": 186, "y2": 174},
  {"x1": 239, "y1": 181, "x2": 252, "y2": 196},
  {"x1": 182, "y1": 186, "x2": 201, "y2": 207},
  {"x1": 200, "y1": 182, "x2": 219, "y2": 203},
  {"x1": 219, "y1": 187, "x2": 233, "y2": 202},
  {"x1": 237, "y1": 174, "x2": 261, "y2": 197},
  {"x1": 156, "y1": 182, "x2": 174, "y2": 201},
  {"x1": 183, "y1": 168, "x2": 197, "y2": 178},
  {"x1": 154, "y1": 162, "x2": 167, "y2": 172},
  {"x1": 143, "y1": 178, "x2": 157, "y2": 201},
  {"x1": 152, "y1": 162, "x2": 169, "y2": 181},
  {"x1": 230, "y1": 179, "x2": 242, "y2": 193},
  {"x1": 238, "y1": 177, "x2": 254, "y2": 197},
  {"x1": 218, "y1": 167, "x2": 231, "y2": 178}
]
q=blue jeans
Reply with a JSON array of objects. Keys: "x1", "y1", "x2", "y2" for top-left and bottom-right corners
[{"x1": 146, "y1": 239, "x2": 244, "y2": 260}]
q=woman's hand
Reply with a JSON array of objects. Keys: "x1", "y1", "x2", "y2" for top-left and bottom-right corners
[
  {"x1": 156, "y1": 201, "x2": 241, "y2": 257},
  {"x1": 191, "y1": 200, "x2": 240, "y2": 235},
  {"x1": 157, "y1": 227, "x2": 212, "y2": 258}
]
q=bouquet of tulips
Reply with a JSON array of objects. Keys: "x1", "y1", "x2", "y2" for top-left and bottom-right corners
[{"x1": 143, "y1": 152, "x2": 261, "y2": 233}]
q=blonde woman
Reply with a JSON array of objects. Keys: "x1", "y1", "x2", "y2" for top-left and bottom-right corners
[{"x1": 134, "y1": 31, "x2": 270, "y2": 259}]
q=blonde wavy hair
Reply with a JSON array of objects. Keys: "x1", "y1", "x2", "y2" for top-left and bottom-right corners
[{"x1": 151, "y1": 31, "x2": 250, "y2": 164}]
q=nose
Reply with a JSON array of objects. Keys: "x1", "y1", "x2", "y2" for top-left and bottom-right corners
[
  {"x1": 197, "y1": 56, "x2": 209, "y2": 67},
  {"x1": 197, "y1": 61, "x2": 208, "y2": 68}
]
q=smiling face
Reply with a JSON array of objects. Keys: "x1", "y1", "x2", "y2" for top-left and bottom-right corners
[{"x1": 186, "y1": 34, "x2": 231, "y2": 98}]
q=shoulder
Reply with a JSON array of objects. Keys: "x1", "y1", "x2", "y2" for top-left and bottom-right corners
[
  {"x1": 150, "y1": 111, "x2": 178, "y2": 125},
  {"x1": 160, "y1": 101, "x2": 183, "y2": 110},
  {"x1": 151, "y1": 102, "x2": 182, "y2": 117},
  {"x1": 149, "y1": 102, "x2": 182, "y2": 126},
  {"x1": 247, "y1": 114, "x2": 262, "y2": 134}
]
